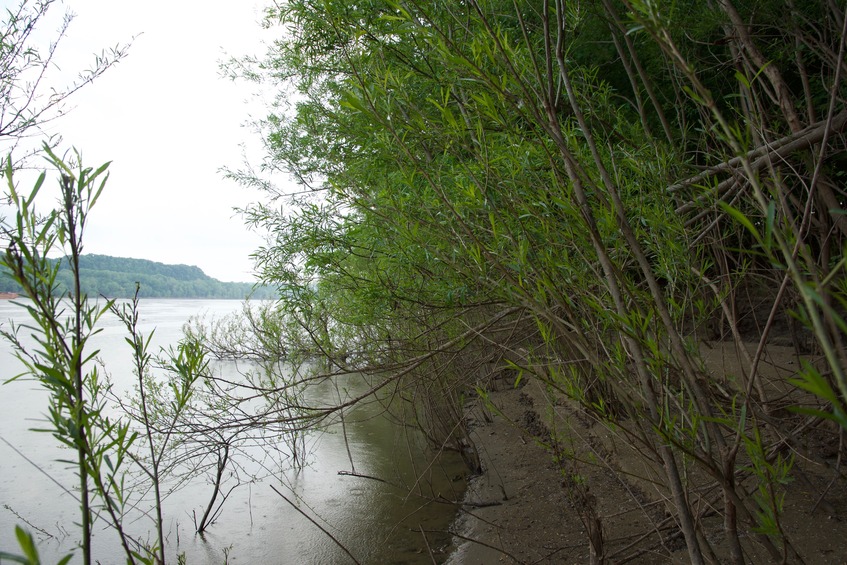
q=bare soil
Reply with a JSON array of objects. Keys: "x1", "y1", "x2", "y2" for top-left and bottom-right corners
[{"x1": 445, "y1": 342, "x2": 847, "y2": 564}]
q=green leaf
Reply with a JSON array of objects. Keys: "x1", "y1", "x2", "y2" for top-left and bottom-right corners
[
  {"x1": 789, "y1": 362, "x2": 842, "y2": 409},
  {"x1": 734, "y1": 69, "x2": 751, "y2": 89},
  {"x1": 764, "y1": 200, "x2": 775, "y2": 250},
  {"x1": 719, "y1": 201, "x2": 761, "y2": 244},
  {"x1": 13, "y1": 525, "x2": 40, "y2": 564},
  {"x1": 0, "y1": 552, "x2": 32, "y2": 564},
  {"x1": 26, "y1": 171, "x2": 47, "y2": 208}
]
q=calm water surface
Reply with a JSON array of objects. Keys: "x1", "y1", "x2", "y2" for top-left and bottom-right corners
[{"x1": 0, "y1": 299, "x2": 466, "y2": 564}]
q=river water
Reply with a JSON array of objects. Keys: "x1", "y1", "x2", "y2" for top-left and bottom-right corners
[{"x1": 0, "y1": 299, "x2": 467, "y2": 564}]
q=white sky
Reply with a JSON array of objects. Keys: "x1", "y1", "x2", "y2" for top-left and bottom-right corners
[{"x1": 5, "y1": 0, "x2": 284, "y2": 282}]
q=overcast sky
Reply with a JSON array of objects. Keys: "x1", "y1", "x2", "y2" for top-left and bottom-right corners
[{"x1": 7, "y1": 0, "x2": 282, "y2": 282}]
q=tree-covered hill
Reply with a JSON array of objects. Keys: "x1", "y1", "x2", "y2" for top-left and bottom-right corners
[{"x1": 0, "y1": 254, "x2": 277, "y2": 299}]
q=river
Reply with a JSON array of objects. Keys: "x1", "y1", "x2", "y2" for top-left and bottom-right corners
[{"x1": 0, "y1": 298, "x2": 467, "y2": 564}]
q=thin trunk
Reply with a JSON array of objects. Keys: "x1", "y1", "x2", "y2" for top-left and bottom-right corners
[
  {"x1": 63, "y1": 175, "x2": 92, "y2": 565},
  {"x1": 63, "y1": 174, "x2": 138, "y2": 564},
  {"x1": 546, "y1": 4, "x2": 704, "y2": 561},
  {"x1": 608, "y1": 22, "x2": 653, "y2": 139},
  {"x1": 601, "y1": 0, "x2": 674, "y2": 143},
  {"x1": 723, "y1": 459, "x2": 745, "y2": 564},
  {"x1": 198, "y1": 444, "x2": 229, "y2": 533},
  {"x1": 716, "y1": 0, "x2": 804, "y2": 132},
  {"x1": 134, "y1": 297, "x2": 166, "y2": 564}
]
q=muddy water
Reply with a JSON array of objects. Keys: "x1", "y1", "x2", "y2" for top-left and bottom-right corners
[{"x1": 0, "y1": 299, "x2": 466, "y2": 564}]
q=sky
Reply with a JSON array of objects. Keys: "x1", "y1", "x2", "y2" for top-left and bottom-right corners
[{"x1": 4, "y1": 0, "x2": 284, "y2": 282}]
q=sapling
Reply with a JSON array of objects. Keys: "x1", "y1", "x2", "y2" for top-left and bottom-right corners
[{"x1": 1, "y1": 146, "x2": 147, "y2": 564}]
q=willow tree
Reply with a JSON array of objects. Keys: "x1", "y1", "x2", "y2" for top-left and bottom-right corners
[{"x1": 241, "y1": 0, "x2": 847, "y2": 562}]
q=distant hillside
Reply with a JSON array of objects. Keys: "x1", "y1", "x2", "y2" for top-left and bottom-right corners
[{"x1": 0, "y1": 254, "x2": 277, "y2": 300}]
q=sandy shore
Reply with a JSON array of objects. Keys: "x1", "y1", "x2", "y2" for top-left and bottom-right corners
[
  {"x1": 444, "y1": 343, "x2": 847, "y2": 564},
  {"x1": 445, "y1": 377, "x2": 590, "y2": 564}
]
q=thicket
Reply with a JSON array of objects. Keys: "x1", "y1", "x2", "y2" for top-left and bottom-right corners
[{"x1": 231, "y1": 0, "x2": 847, "y2": 562}]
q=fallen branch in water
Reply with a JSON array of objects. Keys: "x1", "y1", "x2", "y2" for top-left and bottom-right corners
[
  {"x1": 270, "y1": 484, "x2": 362, "y2": 565},
  {"x1": 337, "y1": 470, "x2": 388, "y2": 483}
]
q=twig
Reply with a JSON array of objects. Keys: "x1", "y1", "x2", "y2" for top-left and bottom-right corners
[
  {"x1": 0, "y1": 434, "x2": 78, "y2": 501},
  {"x1": 269, "y1": 484, "x2": 362, "y2": 565},
  {"x1": 422, "y1": 528, "x2": 525, "y2": 564},
  {"x1": 419, "y1": 525, "x2": 437, "y2": 565},
  {"x1": 2, "y1": 504, "x2": 56, "y2": 540},
  {"x1": 811, "y1": 426, "x2": 845, "y2": 513},
  {"x1": 337, "y1": 469, "x2": 387, "y2": 483},
  {"x1": 460, "y1": 499, "x2": 503, "y2": 508}
]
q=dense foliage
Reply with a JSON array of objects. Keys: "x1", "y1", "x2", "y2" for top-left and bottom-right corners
[
  {"x1": 0, "y1": 254, "x2": 276, "y2": 299},
  {"x1": 238, "y1": 0, "x2": 847, "y2": 562}
]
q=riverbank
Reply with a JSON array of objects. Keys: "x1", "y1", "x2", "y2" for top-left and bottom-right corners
[
  {"x1": 446, "y1": 373, "x2": 621, "y2": 564},
  {"x1": 445, "y1": 376, "x2": 584, "y2": 564},
  {"x1": 446, "y1": 342, "x2": 847, "y2": 564}
]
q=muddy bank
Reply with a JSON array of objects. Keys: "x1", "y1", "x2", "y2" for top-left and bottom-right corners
[
  {"x1": 445, "y1": 378, "x2": 606, "y2": 564},
  {"x1": 445, "y1": 342, "x2": 847, "y2": 564}
]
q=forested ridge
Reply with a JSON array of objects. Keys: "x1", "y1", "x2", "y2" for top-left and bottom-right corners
[{"x1": 0, "y1": 254, "x2": 275, "y2": 299}]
